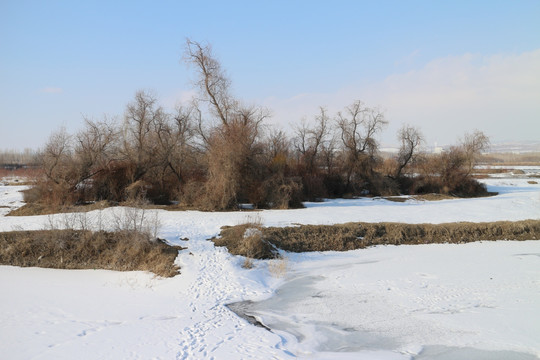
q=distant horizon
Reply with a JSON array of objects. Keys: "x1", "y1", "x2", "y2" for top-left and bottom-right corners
[{"x1": 1, "y1": 1, "x2": 539, "y2": 151}]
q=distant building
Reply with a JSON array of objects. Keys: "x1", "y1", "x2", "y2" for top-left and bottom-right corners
[{"x1": 432, "y1": 142, "x2": 443, "y2": 154}]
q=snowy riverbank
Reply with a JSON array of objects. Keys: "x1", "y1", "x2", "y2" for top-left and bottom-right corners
[{"x1": 0, "y1": 175, "x2": 539, "y2": 359}]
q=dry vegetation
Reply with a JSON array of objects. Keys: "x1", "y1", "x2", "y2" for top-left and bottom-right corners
[
  {"x1": 214, "y1": 220, "x2": 540, "y2": 259},
  {"x1": 15, "y1": 39, "x2": 494, "y2": 217},
  {"x1": 2, "y1": 198, "x2": 179, "y2": 277},
  {"x1": 480, "y1": 152, "x2": 540, "y2": 166},
  {"x1": 213, "y1": 218, "x2": 275, "y2": 261},
  {"x1": 7, "y1": 198, "x2": 112, "y2": 217},
  {"x1": 0, "y1": 229, "x2": 182, "y2": 277}
]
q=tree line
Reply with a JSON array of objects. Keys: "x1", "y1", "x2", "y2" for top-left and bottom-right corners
[
  {"x1": 29, "y1": 40, "x2": 490, "y2": 210},
  {"x1": 0, "y1": 149, "x2": 39, "y2": 168}
]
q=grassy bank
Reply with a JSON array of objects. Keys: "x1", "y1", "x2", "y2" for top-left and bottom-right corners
[
  {"x1": 214, "y1": 220, "x2": 540, "y2": 259},
  {"x1": 0, "y1": 230, "x2": 183, "y2": 277}
]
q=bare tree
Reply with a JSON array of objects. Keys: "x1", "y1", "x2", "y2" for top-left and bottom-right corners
[
  {"x1": 75, "y1": 116, "x2": 119, "y2": 181},
  {"x1": 41, "y1": 127, "x2": 74, "y2": 185},
  {"x1": 184, "y1": 39, "x2": 235, "y2": 128},
  {"x1": 34, "y1": 127, "x2": 83, "y2": 205},
  {"x1": 151, "y1": 104, "x2": 197, "y2": 197},
  {"x1": 266, "y1": 129, "x2": 291, "y2": 163},
  {"x1": 461, "y1": 130, "x2": 490, "y2": 176},
  {"x1": 293, "y1": 107, "x2": 331, "y2": 174},
  {"x1": 122, "y1": 90, "x2": 165, "y2": 183},
  {"x1": 183, "y1": 39, "x2": 270, "y2": 209},
  {"x1": 336, "y1": 100, "x2": 387, "y2": 192},
  {"x1": 394, "y1": 124, "x2": 424, "y2": 178}
]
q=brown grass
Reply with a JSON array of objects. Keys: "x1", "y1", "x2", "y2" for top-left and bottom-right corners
[
  {"x1": 0, "y1": 167, "x2": 41, "y2": 184},
  {"x1": 214, "y1": 220, "x2": 540, "y2": 258},
  {"x1": 213, "y1": 219, "x2": 276, "y2": 260},
  {"x1": 479, "y1": 152, "x2": 540, "y2": 165},
  {"x1": 7, "y1": 199, "x2": 112, "y2": 217},
  {"x1": 472, "y1": 168, "x2": 513, "y2": 175},
  {"x1": 0, "y1": 230, "x2": 183, "y2": 277}
]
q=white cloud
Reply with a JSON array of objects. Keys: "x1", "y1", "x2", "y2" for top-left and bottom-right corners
[
  {"x1": 262, "y1": 49, "x2": 540, "y2": 146},
  {"x1": 376, "y1": 49, "x2": 540, "y2": 145},
  {"x1": 40, "y1": 87, "x2": 63, "y2": 94}
]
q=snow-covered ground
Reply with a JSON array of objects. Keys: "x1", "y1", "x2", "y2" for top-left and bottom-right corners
[
  {"x1": 0, "y1": 174, "x2": 539, "y2": 359},
  {"x1": 475, "y1": 165, "x2": 540, "y2": 178}
]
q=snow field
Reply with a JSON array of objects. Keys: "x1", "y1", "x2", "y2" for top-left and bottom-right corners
[{"x1": 0, "y1": 175, "x2": 539, "y2": 359}]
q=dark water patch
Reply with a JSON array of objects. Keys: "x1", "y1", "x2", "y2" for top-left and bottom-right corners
[{"x1": 226, "y1": 301, "x2": 271, "y2": 331}]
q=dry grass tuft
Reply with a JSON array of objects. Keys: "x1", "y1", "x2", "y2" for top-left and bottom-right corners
[
  {"x1": 215, "y1": 220, "x2": 540, "y2": 258},
  {"x1": 242, "y1": 257, "x2": 254, "y2": 269},
  {"x1": 212, "y1": 216, "x2": 276, "y2": 260},
  {"x1": 268, "y1": 257, "x2": 288, "y2": 278},
  {"x1": 0, "y1": 230, "x2": 183, "y2": 277}
]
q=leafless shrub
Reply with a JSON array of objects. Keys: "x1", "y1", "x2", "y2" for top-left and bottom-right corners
[
  {"x1": 262, "y1": 176, "x2": 304, "y2": 209},
  {"x1": 111, "y1": 198, "x2": 161, "y2": 241}
]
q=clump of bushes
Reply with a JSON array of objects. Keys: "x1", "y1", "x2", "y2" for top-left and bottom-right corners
[{"x1": 24, "y1": 40, "x2": 492, "y2": 214}]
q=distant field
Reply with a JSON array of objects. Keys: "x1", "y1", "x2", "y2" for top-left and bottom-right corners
[
  {"x1": 480, "y1": 151, "x2": 540, "y2": 165},
  {"x1": 0, "y1": 167, "x2": 40, "y2": 184}
]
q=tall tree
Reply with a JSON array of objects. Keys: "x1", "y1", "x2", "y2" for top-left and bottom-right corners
[
  {"x1": 337, "y1": 101, "x2": 387, "y2": 192},
  {"x1": 183, "y1": 39, "x2": 269, "y2": 209}
]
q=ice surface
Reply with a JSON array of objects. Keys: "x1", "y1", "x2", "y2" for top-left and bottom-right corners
[{"x1": 232, "y1": 241, "x2": 540, "y2": 358}]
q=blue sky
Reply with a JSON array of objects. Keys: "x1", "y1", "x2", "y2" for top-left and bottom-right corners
[{"x1": 1, "y1": 0, "x2": 539, "y2": 150}]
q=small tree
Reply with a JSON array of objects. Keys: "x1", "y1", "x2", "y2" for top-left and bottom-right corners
[
  {"x1": 394, "y1": 125, "x2": 424, "y2": 179},
  {"x1": 293, "y1": 108, "x2": 331, "y2": 175},
  {"x1": 72, "y1": 116, "x2": 119, "y2": 201},
  {"x1": 336, "y1": 101, "x2": 387, "y2": 194},
  {"x1": 292, "y1": 108, "x2": 334, "y2": 199},
  {"x1": 150, "y1": 104, "x2": 196, "y2": 202},
  {"x1": 461, "y1": 130, "x2": 490, "y2": 176},
  {"x1": 121, "y1": 90, "x2": 165, "y2": 184},
  {"x1": 413, "y1": 130, "x2": 490, "y2": 197}
]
